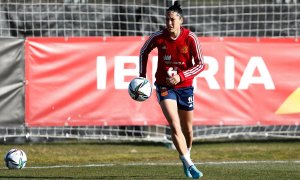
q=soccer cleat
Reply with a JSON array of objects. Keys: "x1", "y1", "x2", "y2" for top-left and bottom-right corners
[
  {"x1": 188, "y1": 165, "x2": 203, "y2": 179},
  {"x1": 180, "y1": 157, "x2": 192, "y2": 178}
]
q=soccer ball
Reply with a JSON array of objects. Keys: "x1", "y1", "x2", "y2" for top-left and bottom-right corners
[
  {"x1": 4, "y1": 148, "x2": 27, "y2": 169},
  {"x1": 128, "y1": 77, "x2": 152, "y2": 101}
]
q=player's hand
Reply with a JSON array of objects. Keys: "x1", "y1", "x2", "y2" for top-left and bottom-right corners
[{"x1": 166, "y1": 74, "x2": 181, "y2": 86}]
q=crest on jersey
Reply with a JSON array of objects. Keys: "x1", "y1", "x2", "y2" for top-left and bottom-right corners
[{"x1": 180, "y1": 46, "x2": 188, "y2": 54}]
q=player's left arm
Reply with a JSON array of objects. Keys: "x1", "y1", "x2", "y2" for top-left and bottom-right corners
[{"x1": 178, "y1": 32, "x2": 205, "y2": 81}]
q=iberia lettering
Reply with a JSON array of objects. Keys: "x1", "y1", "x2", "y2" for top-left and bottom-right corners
[{"x1": 96, "y1": 56, "x2": 275, "y2": 90}]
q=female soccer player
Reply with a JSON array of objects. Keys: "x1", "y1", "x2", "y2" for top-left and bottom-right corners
[{"x1": 139, "y1": 1, "x2": 204, "y2": 179}]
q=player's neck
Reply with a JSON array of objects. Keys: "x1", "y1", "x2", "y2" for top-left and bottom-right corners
[{"x1": 170, "y1": 28, "x2": 181, "y2": 40}]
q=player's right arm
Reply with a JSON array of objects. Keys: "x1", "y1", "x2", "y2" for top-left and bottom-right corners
[{"x1": 139, "y1": 31, "x2": 161, "y2": 77}]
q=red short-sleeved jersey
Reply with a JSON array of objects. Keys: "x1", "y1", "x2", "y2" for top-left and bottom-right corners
[{"x1": 139, "y1": 27, "x2": 205, "y2": 89}]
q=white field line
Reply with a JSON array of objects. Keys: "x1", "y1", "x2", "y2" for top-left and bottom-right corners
[{"x1": 1, "y1": 160, "x2": 300, "y2": 169}]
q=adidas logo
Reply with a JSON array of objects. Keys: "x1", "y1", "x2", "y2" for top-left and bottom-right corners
[{"x1": 163, "y1": 55, "x2": 171, "y2": 61}]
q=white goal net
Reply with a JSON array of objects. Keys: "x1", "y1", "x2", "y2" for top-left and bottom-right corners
[
  {"x1": 0, "y1": 0, "x2": 299, "y2": 37},
  {"x1": 0, "y1": 0, "x2": 299, "y2": 143}
]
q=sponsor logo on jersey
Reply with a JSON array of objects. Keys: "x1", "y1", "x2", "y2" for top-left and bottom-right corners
[{"x1": 165, "y1": 61, "x2": 185, "y2": 65}]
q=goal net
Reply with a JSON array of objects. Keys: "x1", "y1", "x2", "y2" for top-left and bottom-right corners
[
  {"x1": 0, "y1": 0, "x2": 299, "y2": 143},
  {"x1": 0, "y1": 0, "x2": 299, "y2": 37}
]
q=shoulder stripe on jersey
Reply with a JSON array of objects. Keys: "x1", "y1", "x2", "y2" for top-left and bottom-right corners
[
  {"x1": 188, "y1": 32, "x2": 203, "y2": 61},
  {"x1": 183, "y1": 32, "x2": 204, "y2": 78},
  {"x1": 139, "y1": 31, "x2": 163, "y2": 73},
  {"x1": 140, "y1": 30, "x2": 163, "y2": 55}
]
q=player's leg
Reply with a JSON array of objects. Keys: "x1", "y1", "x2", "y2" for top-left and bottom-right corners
[
  {"x1": 176, "y1": 87, "x2": 203, "y2": 179},
  {"x1": 179, "y1": 109, "x2": 205, "y2": 179},
  {"x1": 160, "y1": 100, "x2": 203, "y2": 178},
  {"x1": 156, "y1": 85, "x2": 188, "y2": 155},
  {"x1": 179, "y1": 109, "x2": 193, "y2": 150},
  {"x1": 159, "y1": 99, "x2": 188, "y2": 156},
  {"x1": 177, "y1": 87, "x2": 194, "y2": 151},
  {"x1": 156, "y1": 85, "x2": 200, "y2": 178},
  {"x1": 178, "y1": 110, "x2": 194, "y2": 177}
]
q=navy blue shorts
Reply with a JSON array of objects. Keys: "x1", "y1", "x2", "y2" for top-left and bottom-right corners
[{"x1": 155, "y1": 84, "x2": 194, "y2": 111}]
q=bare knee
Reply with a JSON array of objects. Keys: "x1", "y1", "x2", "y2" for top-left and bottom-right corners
[{"x1": 170, "y1": 123, "x2": 182, "y2": 135}]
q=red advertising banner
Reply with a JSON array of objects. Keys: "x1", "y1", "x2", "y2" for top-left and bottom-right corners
[{"x1": 25, "y1": 37, "x2": 300, "y2": 127}]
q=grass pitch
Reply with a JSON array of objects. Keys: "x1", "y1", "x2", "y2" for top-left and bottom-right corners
[{"x1": 0, "y1": 141, "x2": 299, "y2": 179}]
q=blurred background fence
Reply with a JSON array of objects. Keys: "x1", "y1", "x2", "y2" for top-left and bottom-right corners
[
  {"x1": 1, "y1": 0, "x2": 299, "y2": 37},
  {"x1": 0, "y1": 0, "x2": 299, "y2": 143}
]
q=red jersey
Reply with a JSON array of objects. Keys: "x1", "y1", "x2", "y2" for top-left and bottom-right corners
[{"x1": 139, "y1": 27, "x2": 205, "y2": 89}]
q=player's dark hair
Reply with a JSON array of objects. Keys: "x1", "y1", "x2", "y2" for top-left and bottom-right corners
[{"x1": 167, "y1": 1, "x2": 183, "y2": 17}]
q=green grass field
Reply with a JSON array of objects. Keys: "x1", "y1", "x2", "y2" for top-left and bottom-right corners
[{"x1": 0, "y1": 141, "x2": 299, "y2": 179}]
